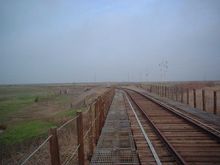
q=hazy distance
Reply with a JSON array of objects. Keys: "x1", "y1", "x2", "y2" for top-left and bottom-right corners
[{"x1": 1, "y1": 0, "x2": 220, "y2": 84}]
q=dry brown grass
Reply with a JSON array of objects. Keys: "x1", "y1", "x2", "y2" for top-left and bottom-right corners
[{"x1": 1, "y1": 136, "x2": 50, "y2": 165}]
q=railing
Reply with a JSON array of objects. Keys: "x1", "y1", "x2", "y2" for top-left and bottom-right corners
[
  {"x1": 20, "y1": 88, "x2": 115, "y2": 165},
  {"x1": 143, "y1": 84, "x2": 219, "y2": 115}
]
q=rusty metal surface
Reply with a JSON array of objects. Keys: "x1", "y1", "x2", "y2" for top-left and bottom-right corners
[
  {"x1": 126, "y1": 89, "x2": 220, "y2": 164},
  {"x1": 90, "y1": 90, "x2": 139, "y2": 164}
]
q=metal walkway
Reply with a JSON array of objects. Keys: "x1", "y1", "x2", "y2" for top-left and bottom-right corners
[{"x1": 90, "y1": 90, "x2": 139, "y2": 164}]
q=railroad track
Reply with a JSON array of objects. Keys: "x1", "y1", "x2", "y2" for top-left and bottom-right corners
[{"x1": 123, "y1": 89, "x2": 220, "y2": 165}]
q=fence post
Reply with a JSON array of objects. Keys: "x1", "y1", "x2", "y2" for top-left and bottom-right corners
[
  {"x1": 172, "y1": 87, "x2": 174, "y2": 99},
  {"x1": 159, "y1": 85, "x2": 161, "y2": 96},
  {"x1": 88, "y1": 106, "x2": 94, "y2": 161},
  {"x1": 99, "y1": 97, "x2": 104, "y2": 133},
  {"x1": 103, "y1": 98, "x2": 106, "y2": 126},
  {"x1": 164, "y1": 86, "x2": 166, "y2": 97},
  {"x1": 158, "y1": 84, "x2": 160, "y2": 95},
  {"x1": 193, "y1": 89, "x2": 196, "y2": 108},
  {"x1": 171, "y1": 87, "x2": 173, "y2": 100},
  {"x1": 77, "y1": 111, "x2": 85, "y2": 165},
  {"x1": 157, "y1": 85, "x2": 159, "y2": 95},
  {"x1": 171, "y1": 87, "x2": 173, "y2": 99},
  {"x1": 187, "y1": 89, "x2": 189, "y2": 105},
  {"x1": 49, "y1": 127, "x2": 60, "y2": 165},
  {"x1": 175, "y1": 87, "x2": 178, "y2": 101},
  {"x1": 160, "y1": 85, "x2": 161, "y2": 96},
  {"x1": 168, "y1": 87, "x2": 170, "y2": 99},
  {"x1": 94, "y1": 102, "x2": 99, "y2": 144},
  {"x1": 102, "y1": 97, "x2": 105, "y2": 126},
  {"x1": 163, "y1": 85, "x2": 165, "y2": 97},
  {"x1": 98, "y1": 97, "x2": 101, "y2": 138},
  {"x1": 94, "y1": 103, "x2": 97, "y2": 145},
  {"x1": 103, "y1": 99, "x2": 106, "y2": 124},
  {"x1": 214, "y1": 91, "x2": 217, "y2": 115},
  {"x1": 98, "y1": 98, "x2": 102, "y2": 136},
  {"x1": 202, "y1": 90, "x2": 206, "y2": 111},
  {"x1": 169, "y1": 87, "x2": 171, "y2": 99},
  {"x1": 181, "y1": 88, "x2": 183, "y2": 103}
]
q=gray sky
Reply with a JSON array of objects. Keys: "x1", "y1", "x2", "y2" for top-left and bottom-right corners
[{"x1": 1, "y1": 0, "x2": 220, "y2": 84}]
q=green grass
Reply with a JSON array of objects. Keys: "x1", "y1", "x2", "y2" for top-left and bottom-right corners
[
  {"x1": 56, "y1": 108, "x2": 77, "y2": 117},
  {"x1": 0, "y1": 86, "x2": 77, "y2": 145},
  {"x1": 0, "y1": 121, "x2": 54, "y2": 144},
  {"x1": 0, "y1": 95, "x2": 37, "y2": 122},
  {"x1": 0, "y1": 88, "x2": 55, "y2": 123},
  {"x1": 0, "y1": 86, "x2": 50, "y2": 99},
  {"x1": 53, "y1": 95, "x2": 72, "y2": 105}
]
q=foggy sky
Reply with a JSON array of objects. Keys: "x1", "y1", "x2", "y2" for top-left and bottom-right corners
[{"x1": 1, "y1": 0, "x2": 220, "y2": 84}]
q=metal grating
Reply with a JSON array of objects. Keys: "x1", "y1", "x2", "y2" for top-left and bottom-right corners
[
  {"x1": 90, "y1": 149, "x2": 139, "y2": 165},
  {"x1": 90, "y1": 91, "x2": 140, "y2": 164}
]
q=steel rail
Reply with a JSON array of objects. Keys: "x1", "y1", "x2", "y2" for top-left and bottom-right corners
[
  {"x1": 126, "y1": 91, "x2": 187, "y2": 165},
  {"x1": 128, "y1": 88, "x2": 220, "y2": 142},
  {"x1": 148, "y1": 93, "x2": 220, "y2": 137},
  {"x1": 124, "y1": 93, "x2": 162, "y2": 165}
]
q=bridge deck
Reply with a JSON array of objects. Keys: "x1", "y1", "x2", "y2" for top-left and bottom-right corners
[
  {"x1": 90, "y1": 87, "x2": 220, "y2": 164},
  {"x1": 90, "y1": 90, "x2": 139, "y2": 164}
]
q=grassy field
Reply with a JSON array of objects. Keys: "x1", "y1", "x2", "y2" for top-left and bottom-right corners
[
  {"x1": 0, "y1": 120, "x2": 54, "y2": 144},
  {"x1": 0, "y1": 83, "x2": 109, "y2": 164},
  {"x1": 0, "y1": 84, "x2": 105, "y2": 146}
]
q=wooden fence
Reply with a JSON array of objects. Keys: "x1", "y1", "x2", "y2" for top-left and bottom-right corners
[
  {"x1": 146, "y1": 84, "x2": 219, "y2": 115},
  {"x1": 20, "y1": 88, "x2": 115, "y2": 165}
]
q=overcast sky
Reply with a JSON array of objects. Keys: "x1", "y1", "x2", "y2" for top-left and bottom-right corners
[{"x1": 1, "y1": 0, "x2": 220, "y2": 84}]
